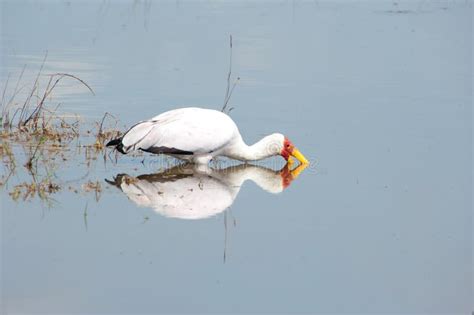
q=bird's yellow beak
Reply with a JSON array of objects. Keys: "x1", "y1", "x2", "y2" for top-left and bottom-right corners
[{"x1": 288, "y1": 148, "x2": 309, "y2": 165}]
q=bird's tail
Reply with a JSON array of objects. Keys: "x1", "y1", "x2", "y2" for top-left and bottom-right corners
[{"x1": 106, "y1": 138, "x2": 126, "y2": 154}]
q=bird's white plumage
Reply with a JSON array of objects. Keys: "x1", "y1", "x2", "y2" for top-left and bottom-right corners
[
  {"x1": 108, "y1": 106, "x2": 300, "y2": 164},
  {"x1": 121, "y1": 108, "x2": 238, "y2": 155}
]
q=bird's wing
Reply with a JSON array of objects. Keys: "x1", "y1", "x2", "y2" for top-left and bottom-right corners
[{"x1": 121, "y1": 108, "x2": 237, "y2": 154}]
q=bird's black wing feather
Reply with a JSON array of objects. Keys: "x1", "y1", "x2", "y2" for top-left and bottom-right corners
[{"x1": 141, "y1": 146, "x2": 193, "y2": 155}]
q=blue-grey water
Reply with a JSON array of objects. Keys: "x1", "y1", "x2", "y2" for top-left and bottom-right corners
[{"x1": 1, "y1": 0, "x2": 472, "y2": 313}]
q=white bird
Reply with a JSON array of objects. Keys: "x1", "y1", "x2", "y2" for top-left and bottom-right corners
[
  {"x1": 106, "y1": 163, "x2": 307, "y2": 220},
  {"x1": 106, "y1": 107, "x2": 309, "y2": 165}
]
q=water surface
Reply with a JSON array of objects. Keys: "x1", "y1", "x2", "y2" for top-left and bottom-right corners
[{"x1": 1, "y1": 1, "x2": 472, "y2": 313}]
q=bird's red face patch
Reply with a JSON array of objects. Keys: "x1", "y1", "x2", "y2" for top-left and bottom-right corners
[{"x1": 281, "y1": 137, "x2": 295, "y2": 161}]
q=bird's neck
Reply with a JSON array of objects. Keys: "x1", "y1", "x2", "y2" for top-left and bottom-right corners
[{"x1": 225, "y1": 135, "x2": 277, "y2": 162}]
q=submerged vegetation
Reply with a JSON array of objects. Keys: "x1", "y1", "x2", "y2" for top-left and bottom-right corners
[{"x1": 0, "y1": 55, "x2": 126, "y2": 203}]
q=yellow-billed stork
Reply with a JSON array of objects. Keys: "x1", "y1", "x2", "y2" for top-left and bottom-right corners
[{"x1": 106, "y1": 107, "x2": 309, "y2": 165}]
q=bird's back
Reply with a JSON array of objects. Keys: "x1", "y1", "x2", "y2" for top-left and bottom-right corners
[{"x1": 120, "y1": 107, "x2": 239, "y2": 155}]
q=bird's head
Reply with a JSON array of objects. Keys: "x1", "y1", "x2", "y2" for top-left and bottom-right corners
[{"x1": 270, "y1": 133, "x2": 309, "y2": 165}]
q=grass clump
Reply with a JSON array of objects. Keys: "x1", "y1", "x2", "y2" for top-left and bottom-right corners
[{"x1": 0, "y1": 57, "x2": 123, "y2": 203}]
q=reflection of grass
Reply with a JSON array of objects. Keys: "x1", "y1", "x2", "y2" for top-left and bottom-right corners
[
  {"x1": 0, "y1": 138, "x2": 16, "y2": 186},
  {"x1": 9, "y1": 178, "x2": 60, "y2": 202},
  {"x1": 82, "y1": 180, "x2": 102, "y2": 202},
  {"x1": 83, "y1": 202, "x2": 88, "y2": 231},
  {"x1": 25, "y1": 135, "x2": 47, "y2": 171}
]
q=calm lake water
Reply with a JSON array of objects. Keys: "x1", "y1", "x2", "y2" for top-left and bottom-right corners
[{"x1": 1, "y1": 0, "x2": 472, "y2": 313}]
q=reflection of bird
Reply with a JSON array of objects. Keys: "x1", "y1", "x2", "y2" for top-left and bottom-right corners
[
  {"x1": 105, "y1": 163, "x2": 308, "y2": 220},
  {"x1": 106, "y1": 107, "x2": 309, "y2": 165}
]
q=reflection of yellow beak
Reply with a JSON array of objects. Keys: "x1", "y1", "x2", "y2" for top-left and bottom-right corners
[
  {"x1": 289, "y1": 162, "x2": 308, "y2": 179},
  {"x1": 281, "y1": 162, "x2": 309, "y2": 189},
  {"x1": 290, "y1": 148, "x2": 309, "y2": 165}
]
